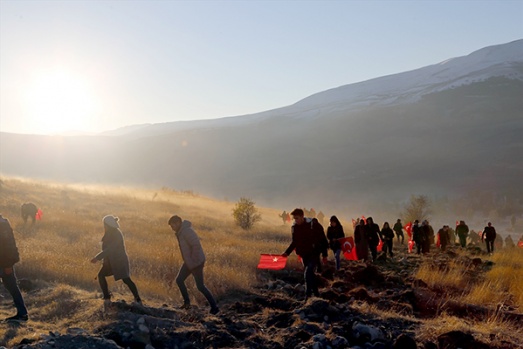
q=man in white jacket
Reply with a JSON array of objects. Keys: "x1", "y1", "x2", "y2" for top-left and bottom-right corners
[{"x1": 168, "y1": 215, "x2": 219, "y2": 314}]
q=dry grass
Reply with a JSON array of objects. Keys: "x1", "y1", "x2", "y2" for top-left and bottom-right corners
[
  {"x1": 415, "y1": 249, "x2": 523, "y2": 311},
  {"x1": 0, "y1": 177, "x2": 292, "y2": 305}
]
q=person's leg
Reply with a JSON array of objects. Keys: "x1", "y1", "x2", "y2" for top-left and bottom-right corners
[
  {"x1": 303, "y1": 257, "x2": 318, "y2": 297},
  {"x1": 98, "y1": 268, "x2": 111, "y2": 300},
  {"x1": 175, "y1": 263, "x2": 192, "y2": 306},
  {"x1": 334, "y1": 249, "x2": 341, "y2": 270},
  {"x1": 191, "y1": 264, "x2": 218, "y2": 311},
  {"x1": 388, "y1": 240, "x2": 394, "y2": 257},
  {"x1": 122, "y1": 277, "x2": 141, "y2": 302},
  {"x1": 370, "y1": 245, "x2": 377, "y2": 261},
  {"x1": 491, "y1": 240, "x2": 495, "y2": 253},
  {"x1": 1, "y1": 268, "x2": 28, "y2": 316}
]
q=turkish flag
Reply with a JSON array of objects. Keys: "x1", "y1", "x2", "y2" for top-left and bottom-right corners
[
  {"x1": 377, "y1": 239, "x2": 383, "y2": 252},
  {"x1": 408, "y1": 240, "x2": 415, "y2": 253},
  {"x1": 361, "y1": 215, "x2": 367, "y2": 224},
  {"x1": 35, "y1": 209, "x2": 43, "y2": 221},
  {"x1": 518, "y1": 241, "x2": 523, "y2": 249},
  {"x1": 339, "y1": 237, "x2": 358, "y2": 260},
  {"x1": 404, "y1": 222, "x2": 412, "y2": 239},
  {"x1": 257, "y1": 254, "x2": 288, "y2": 270},
  {"x1": 436, "y1": 233, "x2": 440, "y2": 248}
]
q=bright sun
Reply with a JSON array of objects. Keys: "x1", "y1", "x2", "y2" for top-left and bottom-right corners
[{"x1": 24, "y1": 69, "x2": 99, "y2": 134}]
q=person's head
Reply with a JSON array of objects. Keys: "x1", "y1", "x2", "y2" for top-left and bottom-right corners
[
  {"x1": 487, "y1": 222, "x2": 492, "y2": 227},
  {"x1": 291, "y1": 208, "x2": 304, "y2": 225},
  {"x1": 460, "y1": 220, "x2": 465, "y2": 225},
  {"x1": 359, "y1": 219, "x2": 365, "y2": 226},
  {"x1": 443, "y1": 225, "x2": 449, "y2": 231},
  {"x1": 397, "y1": 219, "x2": 401, "y2": 223},
  {"x1": 330, "y1": 215, "x2": 341, "y2": 227},
  {"x1": 414, "y1": 219, "x2": 419, "y2": 225},
  {"x1": 366, "y1": 217, "x2": 373, "y2": 224},
  {"x1": 168, "y1": 215, "x2": 182, "y2": 232},
  {"x1": 383, "y1": 222, "x2": 390, "y2": 229},
  {"x1": 103, "y1": 215, "x2": 120, "y2": 230}
]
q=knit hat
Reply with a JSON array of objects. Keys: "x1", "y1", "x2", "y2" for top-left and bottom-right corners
[{"x1": 103, "y1": 215, "x2": 120, "y2": 229}]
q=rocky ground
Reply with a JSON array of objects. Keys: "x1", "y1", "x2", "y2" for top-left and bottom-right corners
[{"x1": 2, "y1": 247, "x2": 522, "y2": 349}]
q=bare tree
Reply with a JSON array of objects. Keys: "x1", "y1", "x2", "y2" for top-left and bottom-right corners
[{"x1": 401, "y1": 195, "x2": 431, "y2": 223}]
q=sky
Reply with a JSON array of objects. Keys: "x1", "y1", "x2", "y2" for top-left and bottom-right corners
[{"x1": 1, "y1": 1, "x2": 522, "y2": 135}]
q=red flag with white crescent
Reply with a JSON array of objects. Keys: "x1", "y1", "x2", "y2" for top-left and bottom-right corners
[
  {"x1": 404, "y1": 222, "x2": 413, "y2": 239},
  {"x1": 518, "y1": 241, "x2": 523, "y2": 249},
  {"x1": 35, "y1": 209, "x2": 43, "y2": 221},
  {"x1": 339, "y1": 237, "x2": 358, "y2": 260},
  {"x1": 377, "y1": 239, "x2": 383, "y2": 252},
  {"x1": 408, "y1": 240, "x2": 415, "y2": 253},
  {"x1": 257, "y1": 254, "x2": 288, "y2": 270}
]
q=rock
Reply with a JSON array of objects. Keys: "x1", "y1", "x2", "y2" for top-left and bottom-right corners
[
  {"x1": 66, "y1": 327, "x2": 87, "y2": 336},
  {"x1": 332, "y1": 336, "x2": 349, "y2": 348},
  {"x1": 437, "y1": 330, "x2": 490, "y2": 349},
  {"x1": 352, "y1": 322, "x2": 385, "y2": 342},
  {"x1": 393, "y1": 334, "x2": 417, "y2": 349}
]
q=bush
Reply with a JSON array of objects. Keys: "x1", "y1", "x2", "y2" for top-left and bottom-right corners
[{"x1": 232, "y1": 197, "x2": 261, "y2": 230}]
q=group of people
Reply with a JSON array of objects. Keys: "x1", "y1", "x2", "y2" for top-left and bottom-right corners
[
  {"x1": 279, "y1": 208, "x2": 326, "y2": 225},
  {"x1": 0, "y1": 211, "x2": 219, "y2": 323}
]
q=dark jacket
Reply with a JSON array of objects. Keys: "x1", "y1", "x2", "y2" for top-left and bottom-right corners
[
  {"x1": 95, "y1": 227, "x2": 131, "y2": 281},
  {"x1": 412, "y1": 224, "x2": 423, "y2": 243},
  {"x1": 456, "y1": 223, "x2": 469, "y2": 237},
  {"x1": 365, "y1": 223, "x2": 381, "y2": 247},
  {"x1": 380, "y1": 227, "x2": 395, "y2": 241},
  {"x1": 176, "y1": 220, "x2": 206, "y2": 270},
  {"x1": 393, "y1": 222, "x2": 403, "y2": 235},
  {"x1": 327, "y1": 225, "x2": 345, "y2": 251},
  {"x1": 354, "y1": 224, "x2": 369, "y2": 260},
  {"x1": 482, "y1": 226, "x2": 496, "y2": 241},
  {"x1": 438, "y1": 228, "x2": 450, "y2": 245},
  {"x1": 285, "y1": 219, "x2": 328, "y2": 258},
  {"x1": 0, "y1": 215, "x2": 20, "y2": 268}
]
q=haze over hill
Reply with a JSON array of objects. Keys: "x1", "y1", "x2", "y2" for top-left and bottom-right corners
[{"x1": 1, "y1": 39, "x2": 522, "y2": 213}]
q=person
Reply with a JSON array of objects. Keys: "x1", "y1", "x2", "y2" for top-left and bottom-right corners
[
  {"x1": 438, "y1": 225, "x2": 451, "y2": 251},
  {"x1": 393, "y1": 219, "x2": 405, "y2": 244},
  {"x1": 354, "y1": 219, "x2": 368, "y2": 262},
  {"x1": 282, "y1": 208, "x2": 328, "y2": 300},
  {"x1": 482, "y1": 222, "x2": 497, "y2": 255},
  {"x1": 326, "y1": 216, "x2": 345, "y2": 270},
  {"x1": 505, "y1": 235, "x2": 515, "y2": 248},
  {"x1": 279, "y1": 210, "x2": 287, "y2": 224},
  {"x1": 380, "y1": 222, "x2": 395, "y2": 258},
  {"x1": 421, "y1": 220, "x2": 431, "y2": 254},
  {"x1": 412, "y1": 220, "x2": 423, "y2": 255},
  {"x1": 365, "y1": 217, "x2": 381, "y2": 261},
  {"x1": 20, "y1": 202, "x2": 38, "y2": 225},
  {"x1": 168, "y1": 215, "x2": 219, "y2": 314},
  {"x1": 0, "y1": 214, "x2": 29, "y2": 322},
  {"x1": 91, "y1": 215, "x2": 142, "y2": 310},
  {"x1": 456, "y1": 221, "x2": 469, "y2": 248}
]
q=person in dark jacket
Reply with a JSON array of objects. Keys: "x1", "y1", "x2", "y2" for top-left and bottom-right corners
[
  {"x1": 91, "y1": 215, "x2": 141, "y2": 310},
  {"x1": 393, "y1": 219, "x2": 405, "y2": 244},
  {"x1": 354, "y1": 219, "x2": 369, "y2": 262},
  {"x1": 0, "y1": 214, "x2": 29, "y2": 322},
  {"x1": 326, "y1": 215, "x2": 345, "y2": 270},
  {"x1": 365, "y1": 217, "x2": 381, "y2": 261},
  {"x1": 168, "y1": 215, "x2": 219, "y2": 314},
  {"x1": 20, "y1": 202, "x2": 38, "y2": 225},
  {"x1": 482, "y1": 222, "x2": 497, "y2": 255},
  {"x1": 456, "y1": 221, "x2": 469, "y2": 248},
  {"x1": 282, "y1": 208, "x2": 328, "y2": 300},
  {"x1": 438, "y1": 225, "x2": 451, "y2": 251},
  {"x1": 380, "y1": 222, "x2": 395, "y2": 258},
  {"x1": 412, "y1": 220, "x2": 423, "y2": 255},
  {"x1": 421, "y1": 220, "x2": 431, "y2": 254}
]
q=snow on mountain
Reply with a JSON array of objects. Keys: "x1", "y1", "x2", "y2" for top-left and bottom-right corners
[
  {"x1": 294, "y1": 39, "x2": 523, "y2": 111},
  {"x1": 109, "y1": 39, "x2": 523, "y2": 137}
]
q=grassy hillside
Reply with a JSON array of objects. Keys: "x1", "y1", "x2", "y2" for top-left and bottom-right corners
[{"x1": 0, "y1": 177, "x2": 294, "y2": 302}]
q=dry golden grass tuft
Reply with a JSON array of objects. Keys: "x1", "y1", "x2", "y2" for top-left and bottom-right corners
[
  {"x1": 0, "y1": 177, "x2": 291, "y2": 306},
  {"x1": 415, "y1": 248, "x2": 523, "y2": 311}
]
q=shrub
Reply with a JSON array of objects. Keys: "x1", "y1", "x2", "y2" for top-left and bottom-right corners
[{"x1": 232, "y1": 197, "x2": 261, "y2": 230}]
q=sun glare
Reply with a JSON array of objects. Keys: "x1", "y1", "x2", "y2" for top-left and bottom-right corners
[{"x1": 24, "y1": 69, "x2": 99, "y2": 134}]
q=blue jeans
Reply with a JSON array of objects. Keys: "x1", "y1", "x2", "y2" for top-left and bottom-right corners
[
  {"x1": 0, "y1": 267, "x2": 28, "y2": 316},
  {"x1": 176, "y1": 263, "x2": 217, "y2": 309},
  {"x1": 302, "y1": 256, "x2": 319, "y2": 297}
]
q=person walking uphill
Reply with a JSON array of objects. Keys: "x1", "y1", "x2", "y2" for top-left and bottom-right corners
[
  {"x1": 0, "y1": 214, "x2": 29, "y2": 322},
  {"x1": 456, "y1": 220, "x2": 469, "y2": 248},
  {"x1": 354, "y1": 219, "x2": 369, "y2": 261},
  {"x1": 365, "y1": 217, "x2": 381, "y2": 262},
  {"x1": 393, "y1": 219, "x2": 405, "y2": 244},
  {"x1": 327, "y1": 215, "x2": 345, "y2": 271},
  {"x1": 380, "y1": 222, "x2": 395, "y2": 258},
  {"x1": 168, "y1": 215, "x2": 219, "y2": 314},
  {"x1": 482, "y1": 222, "x2": 497, "y2": 255},
  {"x1": 282, "y1": 208, "x2": 328, "y2": 301},
  {"x1": 91, "y1": 215, "x2": 142, "y2": 310}
]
